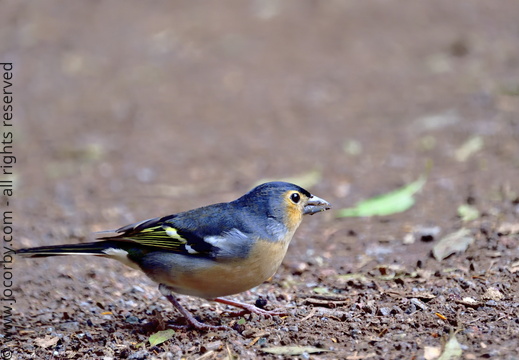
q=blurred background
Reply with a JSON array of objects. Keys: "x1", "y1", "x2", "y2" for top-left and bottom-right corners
[{"x1": 4, "y1": 0, "x2": 518, "y2": 272}]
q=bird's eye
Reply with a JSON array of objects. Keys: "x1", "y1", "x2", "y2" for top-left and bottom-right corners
[{"x1": 290, "y1": 192, "x2": 301, "y2": 204}]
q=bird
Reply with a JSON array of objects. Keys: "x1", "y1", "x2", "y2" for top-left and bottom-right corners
[{"x1": 17, "y1": 181, "x2": 331, "y2": 330}]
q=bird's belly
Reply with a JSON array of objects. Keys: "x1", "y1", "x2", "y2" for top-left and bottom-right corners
[{"x1": 146, "y1": 239, "x2": 290, "y2": 299}]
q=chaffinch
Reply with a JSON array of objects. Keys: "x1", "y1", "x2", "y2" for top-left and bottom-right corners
[{"x1": 17, "y1": 181, "x2": 331, "y2": 330}]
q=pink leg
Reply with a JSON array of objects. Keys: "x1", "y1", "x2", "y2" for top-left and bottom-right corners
[
  {"x1": 214, "y1": 297, "x2": 288, "y2": 317},
  {"x1": 159, "y1": 284, "x2": 230, "y2": 331}
]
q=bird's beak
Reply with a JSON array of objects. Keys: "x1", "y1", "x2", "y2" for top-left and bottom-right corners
[{"x1": 304, "y1": 195, "x2": 332, "y2": 215}]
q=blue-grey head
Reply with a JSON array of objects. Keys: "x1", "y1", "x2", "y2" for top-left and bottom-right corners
[{"x1": 234, "y1": 182, "x2": 331, "y2": 233}]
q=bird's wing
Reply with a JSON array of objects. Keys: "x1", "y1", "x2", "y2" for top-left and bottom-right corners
[{"x1": 97, "y1": 203, "x2": 253, "y2": 258}]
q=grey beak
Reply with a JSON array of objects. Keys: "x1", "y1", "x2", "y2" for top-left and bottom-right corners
[{"x1": 303, "y1": 195, "x2": 332, "y2": 215}]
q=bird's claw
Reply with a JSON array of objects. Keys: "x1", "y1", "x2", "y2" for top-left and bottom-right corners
[
  {"x1": 214, "y1": 297, "x2": 288, "y2": 318},
  {"x1": 226, "y1": 308, "x2": 288, "y2": 318}
]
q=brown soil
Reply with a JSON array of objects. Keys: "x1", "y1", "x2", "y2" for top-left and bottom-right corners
[{"x1": 2, "y1": 1, "x2": 519, "y2": 359}]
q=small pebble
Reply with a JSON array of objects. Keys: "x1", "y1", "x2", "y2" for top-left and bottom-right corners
[
  {"x1": 378, "y1": 307, "x2": 392, "y2": 316},
  {"x1": 410, "y1": 298, "x2": 428, "y2": 311},
  {"x1": 128, "y1": 350, "x2": 149, "y2": 360},
  {"x1": 58, "y1": 322, "x2": 80, "y2": 332},
  {"x1": 125, "y1": 315, "x2": 140, "y2": 324},
  {"x1": 485, "y1": 300, "x2": 497, "y2": 307}
]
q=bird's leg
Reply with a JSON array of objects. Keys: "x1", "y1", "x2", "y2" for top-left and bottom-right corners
[
  {"x1": 213, "y1": 297, "x2": 288, "y2": 317},
  {"x1": 159, "y1": 284, "x2": 230, "y2": 331}
]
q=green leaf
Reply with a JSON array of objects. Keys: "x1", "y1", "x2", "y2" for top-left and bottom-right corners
[
  {"x1": 312, "y1": 287, "x2": 330, "y2": 294},
  {"x1": 336, "y1": 273, "x2": 370, "y2": 282},
  {"x1": 457, "y1": 204, "x2": 479, "y2": 222},
  {"x1": 455, "y1": 136, "x2": 483, "y2": 162},
  {"x1": 343, "y1": 139, "x2": 362, "y2": 156},
  {"x1": 337, "y1": 177, "x2": 426, "y2": 217},
  {"x1": 262, "y1": 346, "x2": 330, "y2": 355},
  {"x1": 148, "y1": 329, "x2": 175, "y2": 347},
  {"x1": 237, "y1": 317, "x2": 246, "y2": 325},
  {"x1": 438, "y1": 334, "x2": 463, "y2": 360}
]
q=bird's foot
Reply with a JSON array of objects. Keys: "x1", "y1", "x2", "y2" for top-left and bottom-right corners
[
  {"x1": 159, "y1": 284, "x2": 231, "y2": 331},
  {"x1": 214, "y1": 297, "x2": 288, "y2": 317}
]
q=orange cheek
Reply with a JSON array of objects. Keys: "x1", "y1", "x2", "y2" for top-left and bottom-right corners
[{"x1": 283, "y1": 202, "x2": 303, "y2": 232}]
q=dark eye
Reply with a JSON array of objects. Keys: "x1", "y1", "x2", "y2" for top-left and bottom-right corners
[{"x1": 290, "y1": 192, "x2": 301, "y2": 204}]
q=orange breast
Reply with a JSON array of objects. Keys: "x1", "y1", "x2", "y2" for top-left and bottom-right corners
[{"x1": 170, "y1": 239, "x2": 291, "y2": 299}]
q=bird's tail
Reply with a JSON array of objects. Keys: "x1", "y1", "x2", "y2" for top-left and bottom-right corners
[{"x1": 16, "y1": 241, "x2": 118, "y2": 258}]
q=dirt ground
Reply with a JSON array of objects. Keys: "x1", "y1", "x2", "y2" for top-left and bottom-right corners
[{"x1": 2, "y1": 1, "x2": 519, "y2": 359}]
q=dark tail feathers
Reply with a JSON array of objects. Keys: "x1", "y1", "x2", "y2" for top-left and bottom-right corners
[{"x1": 16, "y1": 242, "x2": 118, "y2": 258}]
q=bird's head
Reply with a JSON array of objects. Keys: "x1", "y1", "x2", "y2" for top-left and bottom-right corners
[{"x1": 238, "y1": 181, "x2": 331, "y2": 233}]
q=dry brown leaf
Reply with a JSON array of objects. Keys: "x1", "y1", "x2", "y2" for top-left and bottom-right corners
[
  {"x1": 497, "y1": 223, "x2": 519, "y2": 235},
  {"x1": 482, "y1": 287, "x2": 504, "y2": 301},
  {"x1": 432, "y1": 228, "x2": 474, "y2": 261},
  {"x1": 424, "y1": 346, "x2": 442, "y2": 360},
  {"x1": 262, "y1": 346, "x2": 330, "y2": 355},
  {"x1": 34, "y1": 335, "x2": 59, "y2": 349}
]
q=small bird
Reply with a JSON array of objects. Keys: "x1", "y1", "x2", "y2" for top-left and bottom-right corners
[{"x1": 17, "y1": 181, "x2": 331, "y2": 330}]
